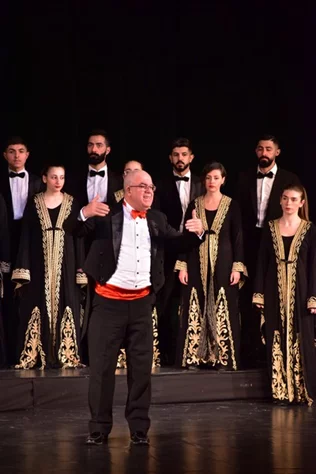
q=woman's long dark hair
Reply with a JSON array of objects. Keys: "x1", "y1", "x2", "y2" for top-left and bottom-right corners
[{"x1": 281, "y1": 183, "x2": 309, "y2": 221}]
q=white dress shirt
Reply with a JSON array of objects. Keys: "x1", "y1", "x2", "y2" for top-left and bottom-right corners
[
  {"x1": 256, "y1": 163, "x2": 277, "y2": 228},
  {"x1": 87, "y1": 164, "x2": 108, "y2": 203},
  {"x1": 107, "y1": 201, "x2": 151, "y2": 290},
  {"x1": 9, "y1": 168, "x2": 29, "y2": 220},
  {"x1": 173, "y1": 169, "x2": 191, "y2": 232}
]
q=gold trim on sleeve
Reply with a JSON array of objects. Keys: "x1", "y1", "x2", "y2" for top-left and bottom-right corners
[
  {"x1": 12, "y1": 268, "x2": 31, "y2": 282},
  {"x1": 0, "y1": 261, "x2": 10, "y2": 273},
  {"x1": 76, "y1": 272, "x2": 88, "y2": 286},
  {"x1": 307, "y1": 296, "x2": 316, "y2": 309},
  {"x1": 253, "y1": 293, "x2": 264, "y2": 305},
  {"x1": 114, "y1": 189, "x2": 124, "y2": 203},
  {"x1": 174, "y1": 260, "x2": 188, "y2": 271}
]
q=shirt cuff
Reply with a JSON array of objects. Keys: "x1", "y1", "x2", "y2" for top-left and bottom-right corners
[{"x1": 79, "y1": 208, "x2": 88, "y2": 221}]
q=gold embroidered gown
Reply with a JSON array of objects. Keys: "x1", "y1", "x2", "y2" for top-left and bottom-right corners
[
  {"x1": 12, "y1": 193, "x2": 84, "y2": 369},
  {"x1": 253, "y1": 219, "x2": 316, "y2": 405},
  {"x1": 175, "y1": 195, "x2": 247, "y2": 370}
]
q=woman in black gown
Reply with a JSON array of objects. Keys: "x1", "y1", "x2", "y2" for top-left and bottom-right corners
[
  {"x1": 253, "y1": 184, "x2": 316, "y2": 405},
  {"x1": 175, "y1": 162, "x2": 247, "y2": 370},
  {"x1": 12, "y1": 165, "x2": 85, "y2": 369}
]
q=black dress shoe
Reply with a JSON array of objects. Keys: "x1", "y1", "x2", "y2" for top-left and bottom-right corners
[
  {"x1": 130, "y1": 431, "x2": 149, "y2": 446},
  {"x1": 85, "y1": 432, "x2": 108, "y2": 446}
]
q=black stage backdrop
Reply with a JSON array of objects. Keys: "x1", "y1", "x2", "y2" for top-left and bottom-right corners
[{"x1": 0, "y1": 2, "x2": 314, "y2": 214}]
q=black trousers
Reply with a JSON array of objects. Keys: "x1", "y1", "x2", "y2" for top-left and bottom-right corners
[{"x1": 88, "y1": 292, "x2": 154, "y2": 435}]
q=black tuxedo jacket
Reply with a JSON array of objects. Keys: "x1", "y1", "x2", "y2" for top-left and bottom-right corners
[
  {"x1": 65, "y1": 168, "x2": 123, "y2": 208},
  {"x1": 236, "y1": 167, "x2": 301, "y2": 234},
  {"x1": 153, "y1": 173, "x2": 203, "y2": 231},
  {"x1": 77, "y1": 204, "x2": 201, "y2": 295},
  {"x1": 0, "y1": 171, "x2": 42, "y2": 226}
]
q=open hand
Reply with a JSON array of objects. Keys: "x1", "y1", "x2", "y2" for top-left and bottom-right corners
[{"x1": 82, "y1": 195, "x2": 110, "y2": 218}]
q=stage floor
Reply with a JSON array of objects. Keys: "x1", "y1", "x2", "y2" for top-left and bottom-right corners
[
  {"x1": 0, "y1": 401, "x2": 315, "y2": 474},
  {"x1": 0, "y1": 367, "x2": 271, "y2": 411}
]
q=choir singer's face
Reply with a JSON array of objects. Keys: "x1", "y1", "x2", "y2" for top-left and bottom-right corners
[
  {"x1": 43, "y1": 167, "x2": 65, "y2": 192},
  {"x1": 125, "y1": 171, "x2": 155, "y2": 211},
  {"x1": 3, "y1": 144, "x2": 29, "y2": 172},
  {"x1": 280, "y1": 189, "x2": 304, "y2": 216}
]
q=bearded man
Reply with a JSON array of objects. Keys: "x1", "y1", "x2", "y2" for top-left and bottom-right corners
[
  {"x1": 153, "y1": 138, "x2": 203, "y2": 365},
  {"x1": 236, "y1": 134, "x2": 301, "y2": 368}
]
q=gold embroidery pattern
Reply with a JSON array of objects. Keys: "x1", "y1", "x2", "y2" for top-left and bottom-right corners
[
  {"x1": 253, "y1": 293, "x2": 264, "y2": 305},
  {"x1": 58, "y1": 306, "x2": 81, "y2": 368},
  {"x1": 152, "y1": 307, "x2": 161, "y2": 367},
  {"x1": 12, "y1": 268, "x2": 31, "y2": 282},
  {"x1": 182, "y1": 287, "x2": 203, "y2": 367},
  {"x1": 174, "y1": 260, "x2": 188, "y2": 271},
  {"x1": 270, "y1": 219, "x2": 311, "y2": 402},
  {"x1": 215, "y1": 287, "x2": 237, "y2": 370},
  {"x1": 260, "y1": 310, "x2": 266, "y2": 345},
  {"x1": 232, "y1": 262, "x2": 245, "y2": 273},
  {"x1": 0, "y1": 261, "x2": 10, "y2": 274},
  {"x1": 307, "y1": 296, "x2": 316, "y2": 309},
  {"x1": 293, "y1": 337, "x2": 312, "y2": 405},
  {"x1": 195, "y1": 196, "x2": 232, "y2": 360},
  {"x1": 271, "y1": 330, "x2": 288, "y2": 401},
  {"x1": 114, "y1": 189, "x2": 124, "y2": 203},
  {"x1": 35, "y1": 193, "x2": 73, "y2": 348},
  {"x1": 76, "y1": 272, "x2": 88, "y2": 286},
  {"x1": 15, "y1": 307, "x2": 46, "y2": 370},
  {"x1": 116, "y1": 308, "x2": 161, "y2": 369}
]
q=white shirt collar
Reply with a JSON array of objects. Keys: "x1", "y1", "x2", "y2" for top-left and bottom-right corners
[{"x1": 8, "y1": 167, "x2": 26, "y2": 173}]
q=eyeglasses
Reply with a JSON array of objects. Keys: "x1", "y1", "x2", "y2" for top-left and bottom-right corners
[{"x1": 129, "y1": 184, "x2": 156, "y2": 192}]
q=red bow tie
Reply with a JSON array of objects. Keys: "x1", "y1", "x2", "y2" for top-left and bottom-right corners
[{"x1": 131, "y1": 209, "x2": 147, "y2": 219}]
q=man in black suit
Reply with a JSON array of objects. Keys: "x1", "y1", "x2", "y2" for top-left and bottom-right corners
[
  {"x1": 236, "y1": 133, "x2": 300, "y2": 367},
  {"x1": 1, "y1": 136, "x2": 42, "y2": 364},
  {"x1": 66, "y1": 129, "x2": 123, "y2": 210},
  {"x1": 154, "y1": 138, "x2": 203, "y2": 365},
  {"x1": 80, "y1": 170, "x2": 204, "y2": 446}
]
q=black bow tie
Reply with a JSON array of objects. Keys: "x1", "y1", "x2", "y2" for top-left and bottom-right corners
[
  {"x1": 174, "y1": 175, "x2": 189, "y2": 182},
  {"x1": 9, "y1": 171, "x2": 25, "y2": 179},
  {"x1": 89, "y1": 170, "x2": 105, "y2": 178},
  {"x1": 257, "y1": 171, "x2": 274, "y2": 179}
]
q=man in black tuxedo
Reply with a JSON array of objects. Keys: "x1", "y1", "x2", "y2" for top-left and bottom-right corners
[
  {"x1": 154, "y1": 138, "x2": 203, "y2": 365},
  {"x1": 0, "y1": 136, "x2": 42, "y2": 364},
  {"x1": 80, "y1": 170, "x2": 204, "y2": 446},
  {"x1": 236, "y1": 133, "x2": 300, "y2": 367},
  {"x1": 66, "y1": 129, "x2": 122, "y2": 210}
]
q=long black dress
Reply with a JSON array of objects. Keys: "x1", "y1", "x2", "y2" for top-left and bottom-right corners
[
  {"x1": 176, "y1": 195, "x2": 247, "y2": 369},
  {"x1": 12, "y1": 193, "x2": 85, "y2": 369},
  {"x1": 0, "y1": 194, "x2": 10, "y2": 367},
  {"x1": 253, "y1": 219, "x2": 316, "y2": 405}
]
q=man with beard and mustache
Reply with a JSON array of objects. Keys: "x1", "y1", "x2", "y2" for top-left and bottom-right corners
[
  {"x1": 236, "y1": 134, "x2": 301, "y2": 368},
  {"x1": 67, "y1": 129, "x2": 123, "y2": 212},
  {"x1": 154, "y1": 138, "x2": 203, "y2": 365}
]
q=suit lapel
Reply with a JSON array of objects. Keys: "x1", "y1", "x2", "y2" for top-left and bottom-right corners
[
  {"x1": 190, "y1": 174, "x2": 202, "y2": 201},
  {"x1": 1, "y1": 175, "x2": 14, "y2": 222},
  {"x1": 266, "y1": 168, "x2": 281, "y2": 220},
  {"x1": 249, "y1": 169, "x2": 257, "y2": 218},
  {"x1": 111, "y1": 209, "x2": 124, "y2": 262},
  {"x1": 147, "y1": 211, "x2": 159, "y2": 262}
]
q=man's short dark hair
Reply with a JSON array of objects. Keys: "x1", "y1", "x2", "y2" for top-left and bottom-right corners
[
  {"x1": 257, "y1": 134, "x2": 280, "y2": 148},
  {"x1": 88, "y1": 129, "x2": 111, "y2": 146},
  {"x1": 4, "y1": 135, "x2": 28, "y2": 151},
  {"x1": 170, "y1": 137, "x2": 193, "y2": 153}
]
